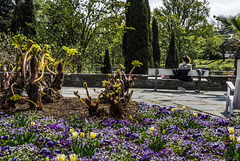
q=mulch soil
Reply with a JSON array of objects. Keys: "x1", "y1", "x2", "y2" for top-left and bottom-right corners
[{"x1": 0, "y1": 96, "x2": 140, "y2": 121}]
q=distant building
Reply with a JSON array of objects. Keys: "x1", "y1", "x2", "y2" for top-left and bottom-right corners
[{"x1": 220, "y1": 39, "x2": 240, "y2": 59}]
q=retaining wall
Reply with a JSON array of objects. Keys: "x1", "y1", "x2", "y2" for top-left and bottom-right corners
[
  {"x1": 63, "y1": 73, "x2": 228, "y2": 91},
  {"x1": 0, "y1": 72, "x2": 231, "y2": 91}
]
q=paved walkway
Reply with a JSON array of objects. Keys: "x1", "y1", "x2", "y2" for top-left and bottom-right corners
[{"x1": 60, "y1": 87, "x2": 230, "y2": 118}]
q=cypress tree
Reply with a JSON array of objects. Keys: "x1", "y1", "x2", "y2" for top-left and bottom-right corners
[
  {"x1": 11, "y1": 0, "x2": 36, "y2": 36},
  {"x1": 165, "y1": 32, "x2": 179, "y2": 68},
  {"x1": 101, "y1": 49, "x2": 112, "y2": 74},
  {"x1": 0, "y1": 0, "x2": 14, "y2": 33},
  {"x1": 152, "y1": 18, "x2": 160, "y2": 67},
  {"x1": 145, "y1": 0, "x2": 153, "y2": 67},
  {"x1": 123, "y1": 0, "x2": 149, "y2": 74}
]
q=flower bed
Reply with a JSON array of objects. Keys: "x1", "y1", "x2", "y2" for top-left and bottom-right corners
[{"x1": 0, "y1": 102, "x2": 238, "y2": 160}]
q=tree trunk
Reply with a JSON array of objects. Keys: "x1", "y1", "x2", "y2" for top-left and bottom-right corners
[
  {"x1": 76, "y1": 56, "x2": 83, "y2": 73},
  {"x1": 110, "y1": 101, "x2": 127, "y2": 119},
  {"x1": 26, "y1": 83, "x2": 39, "y2": 109}
]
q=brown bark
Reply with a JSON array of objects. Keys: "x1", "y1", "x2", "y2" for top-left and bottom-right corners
[{"x1": 26, "y1": 83, "x2": 39, "y2": 109}]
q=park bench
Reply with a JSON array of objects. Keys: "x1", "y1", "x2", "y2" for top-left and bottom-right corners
[
  {"x1": 148, "y1": 68, "x2": 209, "y2": 93},
  {"x1": 226, "y1": 59, "x2": 240, "y2": 115}
]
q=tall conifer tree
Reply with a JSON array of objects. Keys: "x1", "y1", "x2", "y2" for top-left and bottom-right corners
[
  {"x1": 0, "y1": 0, "x2": 14, "y2": 33},
  {"x1": 145, "y1": 0, "x2": 153, "y2": 66},
  {"x1": 152, "y1": 18, "x2": 160, "y2": 67},
  {"x1": 11, "y1": 0, "x2": 36, "y2": 36},
  {"x1": 165, "y1": 32, "x2": 179, "y2": 68},
  {"x1": 101, "y1": 49, "x2": 112, "y2": 74},
  {"x1": 123, "y1": 0, "x2": 149, "y2": 74}
]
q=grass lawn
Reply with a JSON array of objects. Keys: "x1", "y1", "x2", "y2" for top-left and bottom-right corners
[{"x1": 193, "y1": 59, "x2": 234, "y2": 74}]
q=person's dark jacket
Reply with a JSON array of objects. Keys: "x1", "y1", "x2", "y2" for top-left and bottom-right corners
[{"x1": 171, "y1": 69, "x2": 193, "y2": 82}]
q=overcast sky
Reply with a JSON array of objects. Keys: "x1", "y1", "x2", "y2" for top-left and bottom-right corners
[{"x1": 150, "y1": 0, "x2": 240, "y2": 17}]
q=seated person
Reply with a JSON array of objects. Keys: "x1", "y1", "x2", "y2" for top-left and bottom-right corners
[
  {"x1": 177, "y1": 55, "x2": 192, "y2": 91},
  {"x1": 179, "y1": 55, "x2": 192, "y2": 70}
]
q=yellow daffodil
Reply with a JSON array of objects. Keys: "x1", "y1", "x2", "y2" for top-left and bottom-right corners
[
  {"x1": 57, "y1": 154, "x2": 67, "y2": 161},
  {"x1": 162, "y1": 129, "x2": 166, "y2": 135},
  {"x1": 129, "y1": 115, "x2": 132, "y2": 120},
  {"x1": 194, "y1": 113, "x2": 198, "y2": 117},
  {"x1": 228, "y1": 127, "x2": 234, "y2": 134},
  {"x1": 45, "y1": 157, "x2": 49, "y2": 161},
  {"x1": 70, "y1": 129, "x2": 74, "y2": 134},
  {"x1": 229, "y1": 134, "x2": 235, "y2": 141},
  {"x1": 237, "y1": 137, "x2": 240, "y2": 144},
  {"x1": 136, "y1": 121, "x2": 138, "y2": 125},
  {"x1": 30, "y1": 122, "x2": 35, "y2": 127},
  {"x1": 80, "y1": 132, "x2": 85, "y2": 138},
  {"x1": 72, "y1": 132, "x2": 78, "y2": 139},
  {"x1": 150, "y1": 126, "x2": 155, "y2": 131},
  {"x1": 69, "y1": 154, "x2": 78, "y2": 161},
  {"x1": 182, "y1": 106, "x2": 186, "y2": 109},
  {"x1": 90, "y1": 132, "x2": 96, "y2": 139}
]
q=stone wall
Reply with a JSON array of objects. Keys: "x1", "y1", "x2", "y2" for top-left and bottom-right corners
[
  {"x1": 0, "y1": 72, "x2": 230, "y2": 91},
  {"x1": 62, "y1": 74, "x2": 230, "y2": 91}
]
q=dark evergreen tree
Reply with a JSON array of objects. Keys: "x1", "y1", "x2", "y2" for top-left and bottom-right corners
[
  {"x1": 0, "y1": 0, "x2": 14, "y2": 33},
  {"x1": 152, "y1": 18, "x2": 160, "y2": 67},
  {"x1": 123, "y1": 0, "x2": 149, "y2": 74},
  {"x1": 145, "y1": 0, "x2": 153, "y2": 67},
  {"x1": 11, "y1": 0, "x2": 36, "y2": 36},
  {"x1": 101, "y1": 49, "x2": 112, "y2": 74},
  {"x1": 165, "y1": 32, "x2": 179, "y2": 68}
]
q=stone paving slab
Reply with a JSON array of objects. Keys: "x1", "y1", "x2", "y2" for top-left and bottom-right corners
[{"x1": 59, "y1": 87, "x2": 229, "y2": 118}]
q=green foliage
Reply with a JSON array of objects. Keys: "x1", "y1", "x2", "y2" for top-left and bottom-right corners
[
  {"x1": 11, "y1": 34, "x2": 24, "y2": 48},
  {"x1": 123, "y1": 0, "x2": 150, "y2": 74},
  {"x1": 66, "y1": 115, "x2": 84, "y2": 128},
  {"x1": 132, "y1": 60, "x2": 143, "y2": 67},
  {"x1": 10, "y1": 94, "x2": 22, "y2": 101},
  {"x1": 153, "y1": 0, "x2": 215, "y2": 63},
  {"x1": 62, "y1": 46, "x2": 78, "y2": 57},
  {"x1": 29, "y1": 44, "x2": 41, "y2": 54},
  {"x1": 215, "y1": 14, "x2": 240, "y2": 40},
  {"x1": 148, "y1": 133, "x2": 166, "y2": 152},
  {"x1": 72, "y1": 136, "x2": 99, "y2": 158},
  {"x1": 33, "y1": 0, "x2": 125, "y2": 73},
  {"x1": 101, "y1": 49, "x2": 112, "y2": 74},
  {"x1": 7, "y1": 126, "x2": 40, "y2": 146},
  {"x1": 224, "y1": 134, "x2": 240, "y2": 160},
  {"x1": 14, "y1": 113, "x2": 29, "y2": 127},
  {"x1": 193, "y1": 59, "x2": 234, "y2": 74}
]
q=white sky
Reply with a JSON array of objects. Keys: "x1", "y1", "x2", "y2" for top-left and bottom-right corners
[{"x1": 150, "y1": 0, "x2": 240, "y2": 17}]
